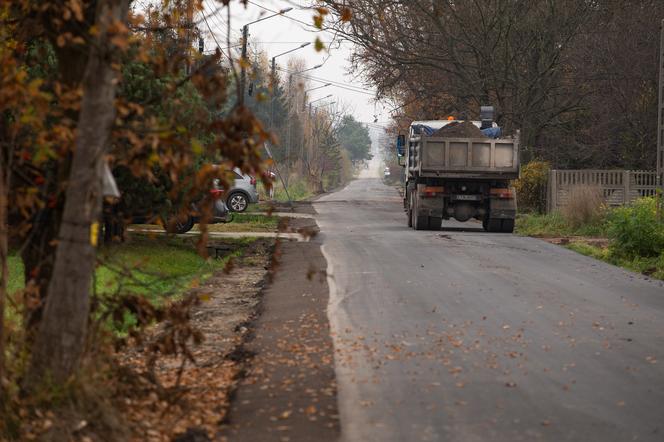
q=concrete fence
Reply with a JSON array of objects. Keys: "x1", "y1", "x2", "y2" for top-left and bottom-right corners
[{"x1": 546, "y1": 170, "x2": 658, "y2": 213}]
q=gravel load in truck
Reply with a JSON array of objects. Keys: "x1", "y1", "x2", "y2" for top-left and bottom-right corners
[{"x1": 431, "y1": 121, "x2": 487, "y2": 138}]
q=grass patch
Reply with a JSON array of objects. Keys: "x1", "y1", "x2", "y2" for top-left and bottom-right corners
[
  {"x1": 516, "y1": 212, "x2": 608, "y2": 237},
  {"x1": 7, "y1": 254, "x2": 24, "y2": 297},
  {"x1": 202, "y1": 213, "x2": 279, "y2": 232},
  {"x1": 6, "y1": 236, "x2": 248, "y2": 334},
  {"x1": 131, "y1": 212, "x2": 280, "y2": 233},
  {"x1": 566, "y1": 241, "x2": 664, "y2": 280},
  {"x1": 7, "y1": 236, "x2": 248, "y2": 302},
  {"x1": 96, "y1": 235, "x2": 240, "y2": 300},
  {"x1": 258, "y1": 177, "x2": 313, "y2": 202},
  {"x1": 566, "y1": 242, "x2": 610, "y2": 261}
]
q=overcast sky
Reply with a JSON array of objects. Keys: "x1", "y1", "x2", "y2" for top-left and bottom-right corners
[{"x1": 198, "y1": 0, "x2": 392, "y2": 131}]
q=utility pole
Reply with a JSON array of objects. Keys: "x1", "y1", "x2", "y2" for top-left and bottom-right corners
[
  {"x1": 269, "y1": 43, "x2": 309, "y2": 130},
  {"x1": 658, "y1": 19, "x2": 664, "y2": 219},
  {"x1": 240, "y1": 24, "x2": 248, "y2": 106},
  {"x1": 185, "y1": 0, "x2": 193, "y2": 75},
  {"x1": 239, "y1": 8, "x2": 293, "y2": 107},
  {"x1": 286, "y1": 74, "x2": 293, "y2": 185},
  {"x1": 270, "y1": 57, "x2": 276, "y2": 130}
]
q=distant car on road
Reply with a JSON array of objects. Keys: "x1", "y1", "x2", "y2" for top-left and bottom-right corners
[{"x1": 214, "y1": 168, "x2": 259, "y2": 212}]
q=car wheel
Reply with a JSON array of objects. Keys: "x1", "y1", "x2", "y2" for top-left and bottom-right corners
[
  {"x1": 227, "y1": 192, "x2": 249, "y2": 212},
  {"x1": 164, "y1": 215, "x2": 194, "y2": 234}
]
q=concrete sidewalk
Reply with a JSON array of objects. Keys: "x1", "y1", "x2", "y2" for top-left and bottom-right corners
[
  {"x1": 127, "y1": 228, "x2": 309, "y2": 242},
  {"x1": 219, "y1": 213, "x2": 339, "y2": 442}
]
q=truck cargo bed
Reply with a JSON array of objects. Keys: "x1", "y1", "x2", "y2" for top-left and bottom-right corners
[{"x1": 409, "y1": 136, "x2": 519, "y2": 179}]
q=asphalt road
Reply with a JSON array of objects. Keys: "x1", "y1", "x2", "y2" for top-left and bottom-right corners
[{"x1": 314, "y1": 178, "x2": 664, "y2": 442}]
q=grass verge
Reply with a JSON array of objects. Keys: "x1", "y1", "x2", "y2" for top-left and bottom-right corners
[
  {"x1": 516, "y1": 212, "x2": 608, "y2": 237},
  {"x1": 566, "y1": 241, "x2": 664, "y2": 280},
  {"x1": 518, "y1": 202, "x2": 664, "y2": 281},
  {"x1": 257, "y1": 177, "x2": 313, "y2": 203},
  {"x1": 203, "y1": 213, "x2": 279, "y2": 232},
  {"x1": 7, "y1": 236, "x2": 251, "y2": 304}
]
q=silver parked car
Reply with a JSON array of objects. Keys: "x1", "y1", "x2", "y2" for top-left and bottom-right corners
[{"x1": 214, "y1": 168, "x2": 259, "y2": 212}]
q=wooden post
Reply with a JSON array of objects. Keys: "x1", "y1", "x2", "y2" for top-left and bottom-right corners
[
  {"x1": 624, "y1": 170, "x2": 631, "y2": 205},
  {"x1": 548, "y1": 169, "x2": 558, "y2": 213}
]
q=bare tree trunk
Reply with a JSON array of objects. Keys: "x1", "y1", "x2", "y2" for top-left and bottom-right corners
[
  {"x1": 0, "y1": 155, "x2": 8, "y2": 383},
  {"x1": 26, "y1": 0, "x2": 128, "y2": 387}
]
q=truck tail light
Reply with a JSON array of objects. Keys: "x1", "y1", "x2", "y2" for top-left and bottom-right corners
[
  {"x1": 422, "y1": 186, "x2": 444, "y2": 197},
  {"x1": 490, "y1": 188, "x2": 514, "y2": 199},
  {"x1": 250, "y1": 176, "x2": 257, "y2": 186}
]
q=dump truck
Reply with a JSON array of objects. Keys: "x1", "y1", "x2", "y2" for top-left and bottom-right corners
[{"x1": 396, "y1": 107, "x2": 519, "y2": 232}]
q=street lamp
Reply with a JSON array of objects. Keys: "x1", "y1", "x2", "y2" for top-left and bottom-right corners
[
  {"x1": 271, "y1": 43, "x2": 311, "y2": 83},
  {"x1": 305, "y1": 83, "x2": 332, "y2": 94},
  {"x1": 303, "y1": 84, "x2": 332, "y2": 112},
  {"x1": 308, "y1": 95, "x2": 334, "y2": 116},
  {"x1": 240, "y1": 7, "x2": 293, "y2": 105},
  {"x1": 300, "y1": 64, "x2": 322, "y2": 74},
  {"x1": 309, "y1": 94, "x2": 334, "y2": 105},
  {"x1": 283, "y1": 63, "x2": 325, "y2": 184},
  {"x1": 269, "y1": 43, "x2": 311, "y2": 129}
]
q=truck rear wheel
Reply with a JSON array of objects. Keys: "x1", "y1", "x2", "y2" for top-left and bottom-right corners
[
  {"x1": 501, "y1": 219, "x2": 515, "y2": 233},
  {"x1": 428, "y1": 216, "x2": 442, "y2": 231},
  {"x1": 483, "y1": 217, "x2": 502, "y2": 232},
  {"x1": 483, "y1": 217, "x2": 514, "y2": 233},
  {"x1": 411, "y1": 194, "x2": 428, "y2": 230},
  {"x1": 413, "y1": 214, "x2": 428, "y2": 230}
]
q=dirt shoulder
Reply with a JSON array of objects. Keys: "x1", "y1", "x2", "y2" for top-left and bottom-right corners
[
  {"x1": 117, "y1": 239, "x2": 274, "y2": 441},
  {"x1": 220, "y1": 206, "x2": 340, "y2": 442}
]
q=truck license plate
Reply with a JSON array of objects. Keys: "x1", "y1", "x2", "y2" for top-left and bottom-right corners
[{"x1": 453, "y1": 194, "x2": 480, "y2": 201}]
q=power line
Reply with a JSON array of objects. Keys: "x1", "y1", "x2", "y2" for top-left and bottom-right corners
[
  {"x1": 277, "y1": 67, "x2": 376, "y2": 95},
  {"x1": 245, "y1": 0, "x2": 322, "y2": 31},
  {"x1": 201, "y1": 0, "x2": 242, "y2": 42},
  {"x1": 201, "y1": 4, "x2": 225, "y2": 56}
]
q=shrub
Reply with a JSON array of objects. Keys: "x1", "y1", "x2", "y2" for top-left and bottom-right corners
[
  {"x1": 561, "y1": 185, "x2": 606, "y2": 228},
  {"x1": 607, "y1": 197, "x2": 664, "y2": 258},
  {"x1": 514, "y1": 161, "x2": 550, "y2": 213}
]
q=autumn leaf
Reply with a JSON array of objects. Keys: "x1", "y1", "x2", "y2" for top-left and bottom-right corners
[
  {"x1": 191, "y1": 138, "x2": 203, "y2": 155},
  {"x1": 110, "y1": 35, "x2": 129, "y2": 50},
  {"x1": 314, "y1": 37, "x2": 325, "y2": 52},
  {"x1": 69, "y1": 0, "x2": 85, "y2": 21}
]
